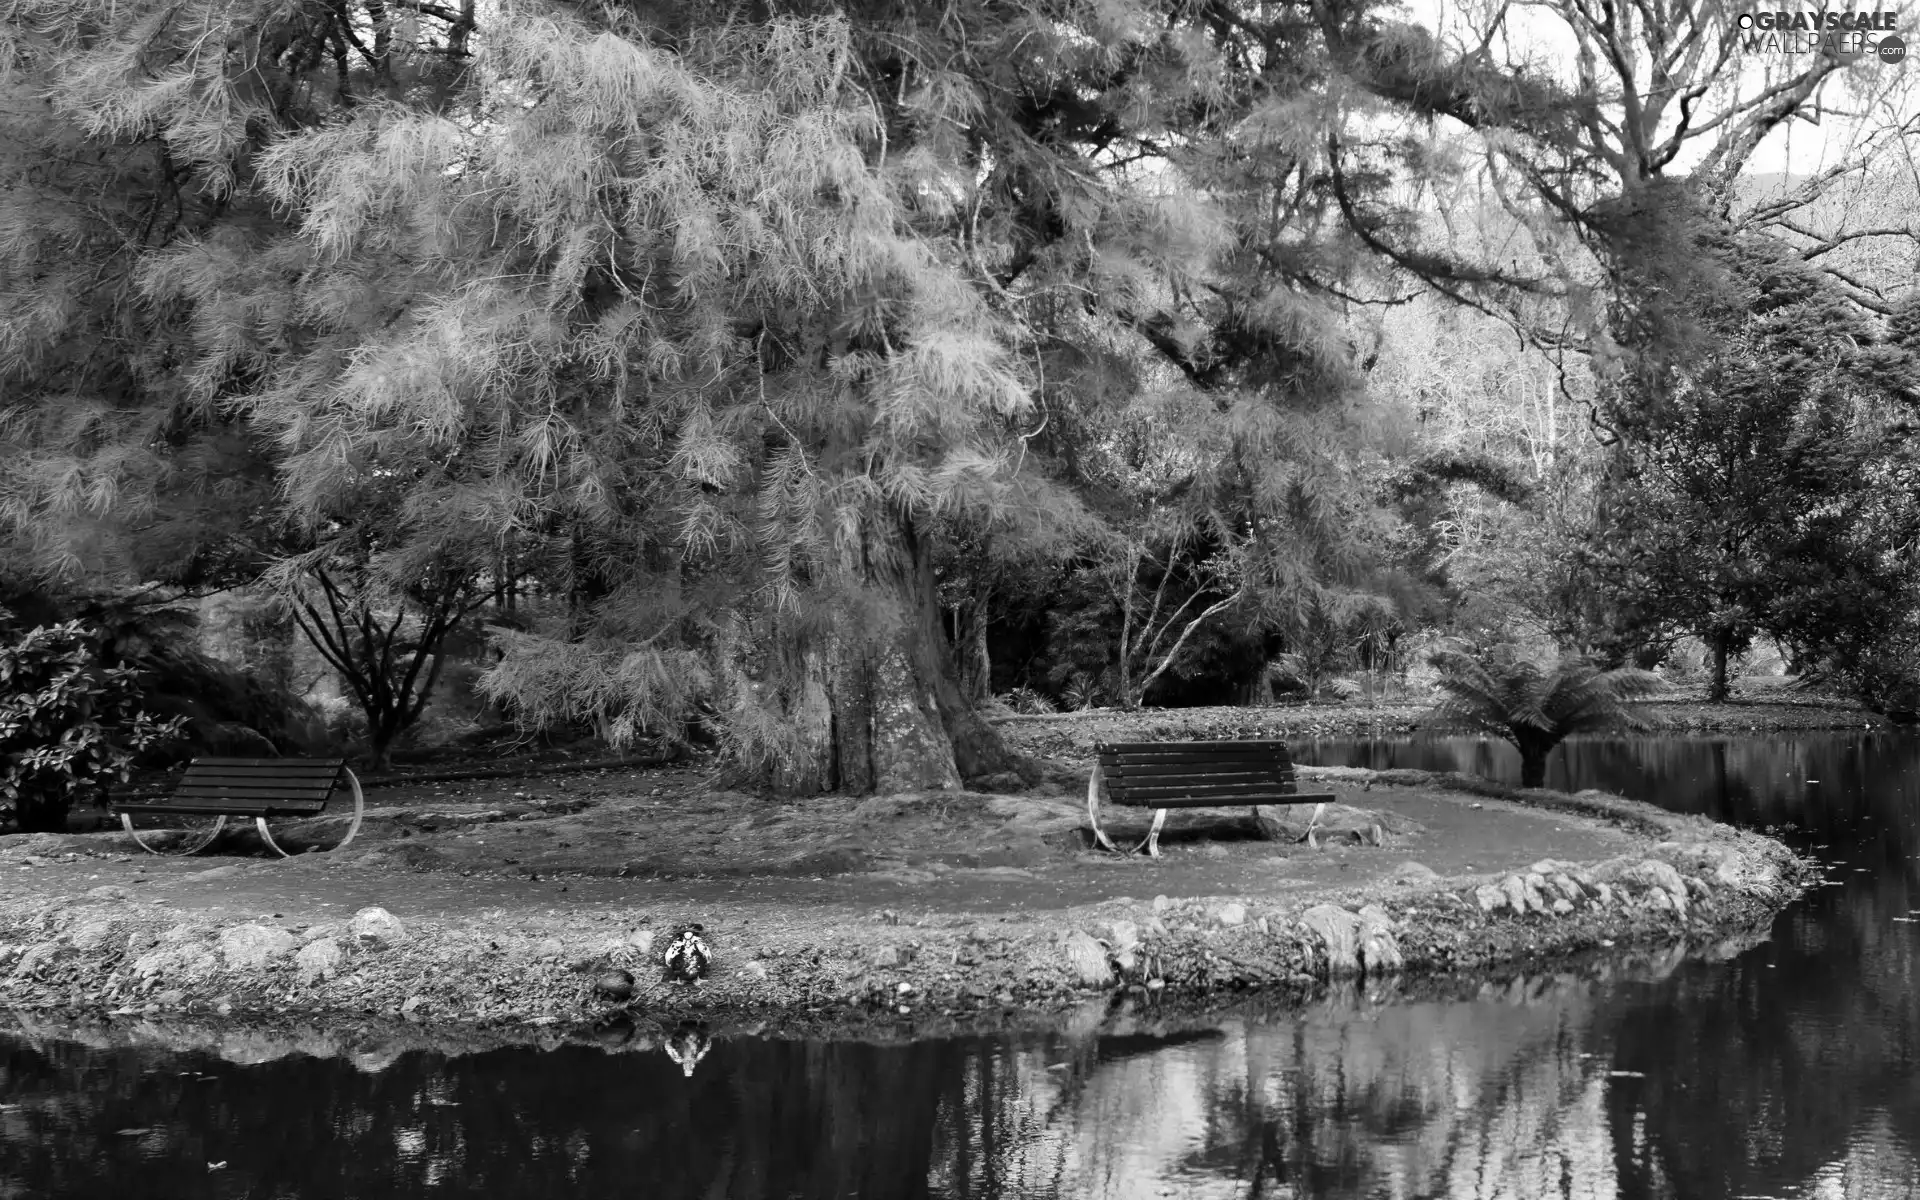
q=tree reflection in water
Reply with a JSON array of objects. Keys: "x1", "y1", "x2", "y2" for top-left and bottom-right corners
[{"x1": 3, "y1": 732, "x2": 1918, "y2": 1200}]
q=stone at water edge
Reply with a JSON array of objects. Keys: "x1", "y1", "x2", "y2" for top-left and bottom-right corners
[
  {"x1": 1152, "y1": 895, "x2": 1172, "y2": 913},
  {"x1": 1391, "y1": 862, "x2": 1439, "y2": 883},
  {"x1": 594, "y1": 969, "x2": 636, "y2": 1001},
  {"x1": 295, "y1": 938, "x2": 344, "y2": 984},
  {"x1": 1106, "y1": 920, "x2": 1141, "y2": 952},
  {"x1": 1499, "y1": 875, "x2": 1529, "y2": 913},
  {"x1": 1622, "y1": 860, "x2": 1691, "y2": 914},
  {"x1": 1063, "y1": 931, "x2": 1113, "y2": 986},
  {"x1": 350, "y1": 907, "x2": 408, "y2": 949},
  {"x1": 1216, "y1": 903, "x2": 1248, "y2": 926},
  {"x1": 1355, "y1": 906, "x2": 1404, "y2": 973},
  {"x1": 1474, "y1": 884, "x2": 1508, "y2": 913},
  {"x1": 1299, "y1": 906, "x2": 1364, "y2": 976},
  {"x1": 217, "y1": 924, "x2": 298, "y2": 971}
]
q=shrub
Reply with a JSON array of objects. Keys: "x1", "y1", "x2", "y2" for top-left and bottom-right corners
[
  {"x1": 0, "y1": 621, "x2": 184, "y2": 832},
  {"x1": 1001, "y1": 686, "x2": 1056, "y2": 715}
]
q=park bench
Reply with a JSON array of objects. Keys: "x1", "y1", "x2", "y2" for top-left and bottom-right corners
[
  {"x1": 1086, "y1": 740, "x2": 1337, "y2": 857},
  {"x1": 114, "y1": 757, "x2": 365, "y2": 857}
]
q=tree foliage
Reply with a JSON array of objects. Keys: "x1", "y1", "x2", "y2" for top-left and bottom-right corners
[
  {"x1": 1590, "y1": 237, "x2": 1920, "y2": 699},
  {"x1": 0, "y1": 0, "x2": 1899, "y2": 782}
]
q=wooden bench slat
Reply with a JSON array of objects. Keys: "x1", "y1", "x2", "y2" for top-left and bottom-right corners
[
  {"x1": 1110, "y1": 793, "x2": 1298, "y2": 807},
  {"x1": 1104, "y1": 752, "x2": 1297, "y2": 767},
  {"x1": 1110, "y1": 784, "x2": 1305, "y2": 803},
  {"x1": 180, "y1": 764, "x2": 344, "y2": 778},
  {"x1": 1108, "y1": 761, "x2": 1296, "y2": 779},
  {"x1": 1111, "y1": 795, "x2": 1298, "y2": 809},
  {"x1": 1100, "y1": 740, "x2": 1294, "y2": 753},
  {"x1": 179, "y1": 772, "x2": 343, "y2": 786},
  {"x1": 117, "y1": 800, "x2": 329, "y2": 816},
  {"x1": 1105, "y1": 783, "x2": 1297, "y2": 798},
  {"x1": 172, "y1": 787, "x2": 337, "y2": 803},
  {"x1": 176, "y1": 771, "x2": 339, "y2": 785},
  {"x1": 174, "y1": 773, "x2": 340, "y2": 787},
  {"x1": 1110, "y1": 773, "x2": 1303, "y2": 792},
  {"x1": 179, "y1": 757, "x2": 347, "y2": 768}
]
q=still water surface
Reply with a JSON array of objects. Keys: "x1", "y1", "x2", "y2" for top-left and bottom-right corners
[{"x1": 4, "y1": 733, "x2": 1919, "y2": 1199}]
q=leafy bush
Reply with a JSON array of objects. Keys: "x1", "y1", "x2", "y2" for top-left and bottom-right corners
[
  {"x1": 1001, "y1": 687, "x2": 1056, "y2": 715},
  {"x1": 0, "y1": 621, "x2": 185, "y2": 832},
  {"x1": 1060, "y1": 673, "x2": 1100, "y2": 712}
]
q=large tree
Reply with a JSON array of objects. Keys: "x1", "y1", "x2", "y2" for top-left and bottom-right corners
[{"x1": 0, "y1": 0, "x2": 1850, "y2": 791}]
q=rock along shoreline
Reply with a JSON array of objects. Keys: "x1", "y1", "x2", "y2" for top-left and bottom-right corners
[{"x1": 0, "y1": 769, "x2": 1811, "y2": 1052}]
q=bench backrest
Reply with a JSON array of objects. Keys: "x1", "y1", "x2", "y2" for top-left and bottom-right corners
[
  {"x1": 164, "y1": 757, "x2": 346, "y2": 816},
  {"x1": 1097, "y1": 740, "x2": 1299, "y2": 808}
]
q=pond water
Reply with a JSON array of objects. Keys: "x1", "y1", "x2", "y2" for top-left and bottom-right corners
[{"x1": 5, "y1": 733, "x2": 1920, "y2": 1199}]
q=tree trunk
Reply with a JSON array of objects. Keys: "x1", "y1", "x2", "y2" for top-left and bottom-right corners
[
  {"x1": 367, "y1": 725, "x2": 397, "y2": 773},
  {"x1": 1709, "y1": 635, "x2": 1731, "y2": 703},
  {"x1": 768, "y1": 518, "x2": 1025, "y2": 796},
  {"x1": 1519, "y1": 748, "x2": 1549, "y2": 789},
  {"x1": 952, "y1": 591, "x2": 992, "y2": 704}
]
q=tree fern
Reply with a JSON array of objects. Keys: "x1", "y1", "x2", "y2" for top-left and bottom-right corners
[{"x1": 1426, "y1": 647, "x2": 1667, "y2": 787}]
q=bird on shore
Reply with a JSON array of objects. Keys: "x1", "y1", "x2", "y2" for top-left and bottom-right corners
[{"x1": 662, "y1": 923, "x2": 711, "y2": 983}]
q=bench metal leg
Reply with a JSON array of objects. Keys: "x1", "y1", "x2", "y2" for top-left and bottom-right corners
[
  {"x1": 255, "y1": 767, "x2": 365, "y2": 856},
  {"x1": 1134, "y1": 808, "x2": 1167, "y2": 858},
  {"x1": 121, "y1": 813, "x2": 226, "y2": 856},
  {"x1": 335, "y1": 768, "x2": 365, "y2": 851},
  {"x1": 255, "y1": 817, "x2": 290, "y2": 858},
  {"x1": 1086, "y1": 762, "x2": 1122, "y2": 853}
]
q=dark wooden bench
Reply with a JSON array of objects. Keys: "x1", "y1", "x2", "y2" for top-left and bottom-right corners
[
  {"x1": 114, "y1": 757, "x2": 364, "y2": 857},
  {"x1": 1086, "y1": 740, "x2": 1337, "y2": 857}
]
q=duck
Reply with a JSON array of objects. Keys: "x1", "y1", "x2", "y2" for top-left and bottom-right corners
[{"x1": 662, "y1": 923, "x2": 711, "y2": 983}]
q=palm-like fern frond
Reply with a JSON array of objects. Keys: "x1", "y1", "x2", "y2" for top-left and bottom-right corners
[{"x1": 1426, "y1": 648, "x2": 1666, "y2": 786}]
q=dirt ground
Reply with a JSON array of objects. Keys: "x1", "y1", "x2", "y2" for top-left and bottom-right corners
[{"x1": 0, "y1": 762, "x2": 1647, "y2": 927}]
